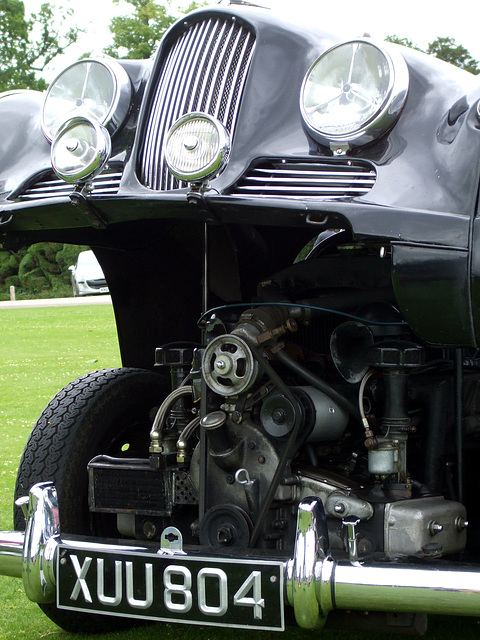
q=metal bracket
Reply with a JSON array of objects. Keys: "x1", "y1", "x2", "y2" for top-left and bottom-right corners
[
  {"x1": 342, "y1": 515, "x2": 362, "y2": 566},
  {"x1": 159, "y1": 526, "x2": 185, "y2": 555},
  {"x1": 69, "y1": 186, "x2": 108, "y2": 229}
]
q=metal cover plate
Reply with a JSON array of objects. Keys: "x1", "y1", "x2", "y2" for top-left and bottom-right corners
[{"x1": 57, "y1": 543, "x2": 284, "y2": 630}]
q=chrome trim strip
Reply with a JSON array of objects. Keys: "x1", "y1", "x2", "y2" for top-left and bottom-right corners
[
  {"x1": 252, "y1": 169, "x2": 376, "y2": 179},
  {"x1": 236, "y1": 186, "x2": 373, "y2": 193}
]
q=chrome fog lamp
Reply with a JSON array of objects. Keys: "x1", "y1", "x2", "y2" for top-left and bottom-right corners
[
  {"x1": 51, "y1": 116, "x2": 111, "y2": 183},
  {"x1": 42, "y1": 58, "x2": 132, "y2": 142},
  {"x1": 165, "y1": 113, "x2": 231, "y2": 184},
  {"x1": 300, "y1": 39, "x2": 409, "y2": 149}
]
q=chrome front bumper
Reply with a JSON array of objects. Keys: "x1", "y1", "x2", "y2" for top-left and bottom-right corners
[{"x1": 3, "y1": 484, "x2": 480, "y2": 628}]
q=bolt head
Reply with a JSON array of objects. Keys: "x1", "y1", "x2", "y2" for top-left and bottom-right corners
[{"x1": 184, "y1": 135, "x2": 199, "y2": 151}]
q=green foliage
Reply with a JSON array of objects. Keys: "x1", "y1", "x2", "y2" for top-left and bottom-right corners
[
  {"x1": 0, "y1": 242, "x2": 88, "y2": 299},
  {"x1": 0, "y1": 0, "x2": 80, "y2": 91},
  {"x1": 385, "y1": 35, "x2": 423, "y2": 52},
  {"x1": 387, "y1": 33, "x2": 479, "y2": 75},
  {"x1": 105, "y1": 0, "x2": 203, "y2": 59},
  {"x1": 0, "y1": 248, "x2": 21, "y2": 281},
  {"x1": 427, "y1": 37, "x2": 479, "y2": 74}
]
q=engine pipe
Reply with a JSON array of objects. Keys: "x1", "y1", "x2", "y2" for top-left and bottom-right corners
[{"x1": 3, "y1": 487, "x2": 480, "y2": 627}]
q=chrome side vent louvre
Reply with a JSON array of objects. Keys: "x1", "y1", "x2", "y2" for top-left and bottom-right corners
[
  {"x1": 231, "y1": 159, "x2": 377, "y2": 199},
  {"x1": 140, "y1": 16, "x2": 256, "y2": 191},
  {"x1": 14, "y1": 168, "x2": 123, "y2": 201}
]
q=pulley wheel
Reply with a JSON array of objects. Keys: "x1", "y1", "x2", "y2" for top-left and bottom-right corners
[
  {"x1": 203, "y1": 334, "x2": 258, "y2": 396},
  {"x1": 199, "y1": 504, "x2": 252, "y2": 547}
]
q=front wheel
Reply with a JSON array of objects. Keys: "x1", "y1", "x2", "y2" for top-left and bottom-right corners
[{"x1": 14, "y1": 367, "x2": 170, "y2": 633}]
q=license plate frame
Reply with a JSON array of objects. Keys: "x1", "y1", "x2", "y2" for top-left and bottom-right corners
[{"x1": 57, "y1": 543, "x2": 285, "y2": 631}]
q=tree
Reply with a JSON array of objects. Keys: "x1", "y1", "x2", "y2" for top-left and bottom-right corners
[
  {"x1": 0, "y1": 0, "x2": 79, "y2": 92},
  {"x1": 427, "y1": 37, "x2": 479, "y2": 75},
  {"x1": 105, "y1": 0, "x2": 202, "y2": 60},
  {"x1": 386, "y1": 33, "x2": 479, "y2": 75},
  {"x1": 385, "y1": 35, "x2": 423, "y2": 52}
]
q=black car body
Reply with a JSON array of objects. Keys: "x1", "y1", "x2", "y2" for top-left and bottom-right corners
[{"x1": 1, "y1": 1, "x2": 480, "y2": 635}]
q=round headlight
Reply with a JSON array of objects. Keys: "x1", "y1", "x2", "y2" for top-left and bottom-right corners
[
  {"x1": 51, "y1": 116, "x2": 111, "y2": 183},
  {"x1": 42, "y1": 58, "x2": 132, "y2": 142},
  {"x1": 300, "y1": 39, "x2": 409, "y2": 149},
  {"x1": 165, "y1": 113, "x2": 231, "y2": 184}
]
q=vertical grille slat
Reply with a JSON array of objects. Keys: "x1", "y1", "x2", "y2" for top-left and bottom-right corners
[
  {"x1": 197, "y1": 22, "x2": 229, "y2": 114},
  {"x1": 143, "y1": 37, "x2": 185, "y2": 187},
  {"x1": 214, "y1": 26, "x2": 244, "y2": 121},
  {"x1": 149, "y1": 24, "x2": 204, "y2": 190},
  {"x1": 140, "y1": 15, "x2": 256, "y2": 191},
  {"x1": 182, "y1": 20, "x2": 215, "y2": 114},
  {"x1": 224, "y1": 31, "x2": 254, "y2": 131},
  {"x1": 183, "y1": 21, "x2": 215, "y2": 113},
  {"x1": 157, "y1": 23, "x2": 210, "y2": 190}
]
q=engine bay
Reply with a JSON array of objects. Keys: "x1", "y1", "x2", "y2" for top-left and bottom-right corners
[{"x1": 87, "y1": 240, "x2": 476, "y2": 564}]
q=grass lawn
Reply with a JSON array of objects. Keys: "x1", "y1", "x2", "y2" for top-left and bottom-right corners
[{"x1": 0, "y1": 304, "x2": 480, "y2": 639}]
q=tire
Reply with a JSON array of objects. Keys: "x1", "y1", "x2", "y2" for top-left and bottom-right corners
[{"x1": 14, "y1": 367, "x2": 170, "y2": 633}]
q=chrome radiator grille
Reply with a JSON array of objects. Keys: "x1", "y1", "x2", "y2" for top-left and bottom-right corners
[
  {"x1": 140, "y1": 16, "x2": 256, "y2": 191},
  {"x1": 231, "y1": 159, "x2": 377, "y2": 199},
  {"x1": 13, "y1": 167, "x2": 123, "y2": 201}
]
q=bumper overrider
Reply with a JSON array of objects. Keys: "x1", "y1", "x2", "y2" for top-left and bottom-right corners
[{"x1": 2, "y1": 485, "x2": 480, "y2": 630}]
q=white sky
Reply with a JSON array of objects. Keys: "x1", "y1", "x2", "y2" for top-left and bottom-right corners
[{"x1": 23, "y1": 0, "x2": 480, "y2": 81}]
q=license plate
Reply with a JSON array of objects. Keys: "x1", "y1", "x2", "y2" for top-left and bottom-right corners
[{"x1": 57, "y1": 543, "x2": 284, "y2": 630}]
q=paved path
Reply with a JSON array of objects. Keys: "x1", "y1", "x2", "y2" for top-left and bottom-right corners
[{"x1": 0, "y1": 295, "x2": 112, "y2": 309}]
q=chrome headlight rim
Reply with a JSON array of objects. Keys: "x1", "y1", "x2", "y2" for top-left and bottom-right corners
[
  {"x1": 41, "y1": 57, "x2": 132, "y2": 143},
  {"x1": 300, "y1": 38, "x2": 409, "y2": 149},
  {"x1": 165, "y1": 112, "x2": 231, "y2": 184},
  {"x1": 51, "y1": 115, "x2": 112, "y2": 184}
]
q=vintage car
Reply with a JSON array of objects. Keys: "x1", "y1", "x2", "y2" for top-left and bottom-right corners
[{"x1": 1, "y1": 0, "x2": 480, "y2": 635}]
